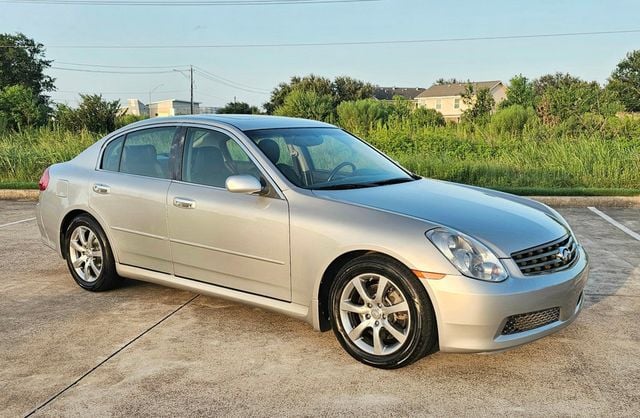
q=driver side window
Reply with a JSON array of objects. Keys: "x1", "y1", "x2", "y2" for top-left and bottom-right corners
[{"x1": 181, "y1": 128, "x2": 260, "y2": 188}]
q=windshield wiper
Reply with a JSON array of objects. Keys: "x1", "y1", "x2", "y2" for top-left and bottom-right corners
[
  {"x1": 313, "y1": 177, "x2": 415, "y2": 190},
  {"x1": 313, "y1": 183, "x2": 374, "y2": 190},
  {"x1": 366, "y1": 177, "x2": 415, "y2": 186}
]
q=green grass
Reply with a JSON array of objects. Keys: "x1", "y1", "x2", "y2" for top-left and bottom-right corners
[
  {"x1": 491, "y1": 187, "x2": 640, "y2": 196},
  {"x1": 1, "y1": 124, "x2": 639, "y2": 196},
  {"x1": 0, "y1": 181, "x2": 38, "y2": 189}
]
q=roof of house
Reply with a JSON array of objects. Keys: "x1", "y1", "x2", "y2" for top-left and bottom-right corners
[
  {"x1": 373, "y1": 87, "x2": 426, "y2": 100},
  {"x1": 415, "y1": 81, "x2": 502, "y2": 99}
]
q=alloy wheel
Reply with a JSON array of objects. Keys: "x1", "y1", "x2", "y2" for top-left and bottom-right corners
[
  {"x1": 338, "y1": 273, "x2": 412, "y2": 356},
  {"x1": 68, "y1": 225, "x2": 103, "y2": 283}
]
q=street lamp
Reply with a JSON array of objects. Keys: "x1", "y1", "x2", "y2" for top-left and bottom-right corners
[{"x1": 149, "y1": 83, "x2": 164, "y2": 105}]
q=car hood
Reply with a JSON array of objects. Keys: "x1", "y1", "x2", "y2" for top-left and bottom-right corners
[{"x1": 312, "y1": 178, "x2": 568, "y2": 257}]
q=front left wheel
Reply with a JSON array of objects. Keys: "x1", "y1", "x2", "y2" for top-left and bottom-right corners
[
  {"x1": 329, "y1": 254, "x2": 438, "y2": 369},
  {"x1": 64, "y1": 215, "x2": 121, "y2": 291}
]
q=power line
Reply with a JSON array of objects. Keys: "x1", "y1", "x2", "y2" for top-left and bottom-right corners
[
  {"x1": 55, "y1": 61, "x2": 189, "y2": 69},
  {"x1": 54, "y1": 89, "x2": 185, "y2": 95},
  {"x1": 195, "y1": 71, "x2": 269, "y2": 94},
  {"x1": 2, "y1": 29, "x2": 639, "y2": 49},
  {"x1": 0, "y1": 0, "x2": 377, "y2": 6},
  {"x1": 194, "y1": 66, "x2": 270, "y2": 93},
  {"x1": 50, "y1": 66, "x2": 177, "y2": 74}
]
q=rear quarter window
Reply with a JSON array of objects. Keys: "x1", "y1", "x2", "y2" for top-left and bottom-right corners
[{"x1": 101, "y1": 136, "x2": 124, "y2": 171}]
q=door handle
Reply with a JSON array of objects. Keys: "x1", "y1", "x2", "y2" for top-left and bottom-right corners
[
  {"x1": 92, "y1": 183, "x2": 110, "y2": 194},
  {"x1": 173, "y1": 197, "x2": 196, "y2": 209}
]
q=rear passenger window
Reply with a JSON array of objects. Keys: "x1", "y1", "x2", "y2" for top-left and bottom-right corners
[
  {"x1": 101, "y1": 136, "x2": 124, "y2": 171},
  {"x1": 120, "y1": 127, "x2": 175, "y2": 179}
]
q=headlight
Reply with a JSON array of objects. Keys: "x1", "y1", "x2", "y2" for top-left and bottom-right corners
[{"x1": 426, "y1": 227, "x2": 508, "y2": 282}]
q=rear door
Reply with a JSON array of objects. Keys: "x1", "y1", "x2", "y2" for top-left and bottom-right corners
[
  {"x1": 89, "y1": 126, "x2": 178, "y2": 273},
  {"x1": 167, "y1": 126, "x2": 291, "y2": 301}
]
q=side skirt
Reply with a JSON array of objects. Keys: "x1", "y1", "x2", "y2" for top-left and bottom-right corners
[{"x1": 116, "y1": 263, "x2": 309, "y2": 322}]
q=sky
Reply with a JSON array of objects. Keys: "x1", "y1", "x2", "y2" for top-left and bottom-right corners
[{"x1": 2, "y1": 0, "x2": 640, "y2": 109}]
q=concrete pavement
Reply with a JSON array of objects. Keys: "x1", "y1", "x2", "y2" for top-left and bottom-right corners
[{"x1": 1, "y1": 202, "x2": 638, "y2": 417}]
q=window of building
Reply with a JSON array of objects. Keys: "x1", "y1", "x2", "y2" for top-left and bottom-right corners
[
  {"x1": 454, "y1": 98, "x2": 460, "y2": 109},
  {"x1": 435, "y1": 99, "x2": 442, "y2": 110}
]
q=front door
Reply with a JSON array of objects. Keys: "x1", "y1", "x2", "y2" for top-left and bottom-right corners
[{"x1": 167, "y1": 127, "x2": 291, "y2": 301}]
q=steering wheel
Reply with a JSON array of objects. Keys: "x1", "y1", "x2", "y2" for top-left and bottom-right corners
[{"x1": 327, "y1": 162, "x2": 357, "y2": 181}]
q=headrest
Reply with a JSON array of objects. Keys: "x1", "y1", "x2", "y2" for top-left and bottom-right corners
[{"x1": 258, "y1": 139, "x2": 280, "y2": 163}]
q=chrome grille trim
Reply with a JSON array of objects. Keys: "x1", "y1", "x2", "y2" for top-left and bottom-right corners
[{"x1": 511, "y1": 234, "x2": 578, "y2": 276}]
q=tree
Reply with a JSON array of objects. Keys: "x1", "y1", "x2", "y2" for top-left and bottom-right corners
[
  {"x1": 56, "y1": 94, "x2": 121, "y2": 133},
  {"x1": 532, "y1": 72, "x2": 583, "y2": 98},
  {"x1": 273, "y1": 89, "x2": 334, "y2": 122},
  {"x1": 263, "y1": 74, "x2": 374, "y2": 114},
  {"x1": 216, "y1": 101, "x2": 260, "y2": 114},
  {"x1": 0, "y1": 33, "x2": 54, "y2": 103},
  {"x1": 434, "y1": 78, "x2": 467, "y2": 85},
  {"x1": 500, "y1": 74, "x2": 535, "y2": 109},
  {"x1": 608, "y1": 50, "x2": 640, "y2": 112},
  {"x1": 461, "y1": 85, "x2": 495, "y2": 123},
  {"x1": 336, "y1": 98, "x2": 391, "y2": 136},
  {"x1": 533, "y1": 75, "x2": 621, "y2": 124},
  {"x1": 0, "y1": 84, "x2": 48, "y2": 131},
  {"x1": 332, "y1": 76, "x2": 374, "y2": 103},
  {"x1": 264, "y1": 75, "x2": 332, "y2": 114}
]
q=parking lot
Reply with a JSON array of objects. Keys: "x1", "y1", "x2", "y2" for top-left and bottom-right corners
[{"x1": 1, "y1": 200, "x2": 639, "y2": 417}]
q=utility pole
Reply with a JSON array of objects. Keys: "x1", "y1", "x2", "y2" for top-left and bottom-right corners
[{"x1": 190, "y1": 65, "x2": 194, "y2": 114}]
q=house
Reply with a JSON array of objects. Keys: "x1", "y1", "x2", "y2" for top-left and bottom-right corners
[
  {"x1": 120, "y1": 99, "x2": 149, "y2": 117},
  {"x1": 148, "y1": 99, "x2": 201, "y2": 117},
  {"x1": 373, "y1": 87, "x2": 426, "y2": 101},
  {"x1": 414, "y1": 81, "x2": 506, "y2": 122}
]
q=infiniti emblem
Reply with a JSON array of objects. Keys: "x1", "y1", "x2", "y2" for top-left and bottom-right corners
[{"x1": 556, "y1": 246, "x2": 571, "y2": 262}]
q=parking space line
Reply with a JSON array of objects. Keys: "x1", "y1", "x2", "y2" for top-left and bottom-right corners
[
  {"x1": 25, "y1": 294, "x2": 200, "y2": 417},
  {"x1": 0, "y1": 217, "x2": 36, "y2": 229},
  {"x1": 588, "y1": 207, "x2": 640, "y2": 242}
]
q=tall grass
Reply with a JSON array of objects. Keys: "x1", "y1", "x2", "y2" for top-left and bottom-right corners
[
  {"x1": 0, "y1": 127, "x2": 100, "y2": 182},
  {"x1": 0, "y1": 124, "x2": 639, "y2": 192}
]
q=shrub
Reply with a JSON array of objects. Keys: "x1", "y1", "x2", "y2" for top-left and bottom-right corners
[
  {"x1": 490, "y1": 105, "x2": 538, "y2": 135},
  {"x1": 274, "y1": 89, "x2": 334, "y2": 122}
]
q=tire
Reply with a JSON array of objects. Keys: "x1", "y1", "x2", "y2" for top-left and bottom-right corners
[
  {"x1": 329, "y1": 254, "x2": 438, "y2": 369},
  {"x1": 63, "y1": 214, "x2": 121, "y2": 291}
]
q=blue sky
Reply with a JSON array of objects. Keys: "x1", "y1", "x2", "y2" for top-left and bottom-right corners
[{"x1": 3, "y1": 0, "x2": 640, "y2": 108}]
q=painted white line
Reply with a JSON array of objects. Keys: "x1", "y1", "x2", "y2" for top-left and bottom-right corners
[
  {"x1": 0, "y1": 217, "x2": 36, "y2": 229},
  {"x1": 588, "y1": 207, "x2": 640, "y2": 242}
]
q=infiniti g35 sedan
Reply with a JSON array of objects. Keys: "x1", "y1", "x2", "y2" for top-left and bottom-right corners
[{"x1": 36, "y1": 115, "x2": 588, "y2": 368}]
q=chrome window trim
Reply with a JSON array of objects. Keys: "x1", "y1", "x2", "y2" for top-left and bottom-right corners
[{"x1": 95, "y1": 120, "x2": 286, "y2": 200}]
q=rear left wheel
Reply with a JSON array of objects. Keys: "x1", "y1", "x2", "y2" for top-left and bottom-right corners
[{"x1": 64, "y1": 215, "x2": 121, "y2": 291}]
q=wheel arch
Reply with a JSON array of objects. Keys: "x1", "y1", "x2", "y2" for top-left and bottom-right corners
[
  {"x1": 316, "y1": 250, "x2": 420, "y2": 332},
  {"x1": 59, "y1": 208, "x2": 114, "y2": 261}
]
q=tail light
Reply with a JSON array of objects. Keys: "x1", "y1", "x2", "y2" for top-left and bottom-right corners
[{"x1": 38, "y1": 167, "x2": 50, "y2": 191}]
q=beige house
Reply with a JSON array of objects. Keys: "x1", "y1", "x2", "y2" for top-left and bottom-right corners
[
  {"x1": 120, "y1": 99, "x2": 149, "y2": 117},
  {"x1": 148, "y1": 99, "x2": 200, "y2": 118},
  {"x1": 414, "y1": 81, "x2": 506, "y2": 122}
]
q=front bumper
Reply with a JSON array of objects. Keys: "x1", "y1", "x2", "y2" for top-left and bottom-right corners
[{"x1": 427, "y1": 245, "x2": 589, "y2": 353}]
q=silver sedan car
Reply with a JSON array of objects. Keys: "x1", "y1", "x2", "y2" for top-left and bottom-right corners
[{"x1": 36, "y1": 115, "x2": 588, "y2": 368}]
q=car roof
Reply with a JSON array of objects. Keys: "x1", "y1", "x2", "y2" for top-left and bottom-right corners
[{"x1": 122, "y1": 114, "x2": 335, "y2": 132}]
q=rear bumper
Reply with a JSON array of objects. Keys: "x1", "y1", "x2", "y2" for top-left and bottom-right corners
[{"x1": 427, "y1": 245, "x2": 589, "y2": 353}]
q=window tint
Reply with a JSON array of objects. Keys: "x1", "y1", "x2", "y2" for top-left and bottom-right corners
[
  {"x1": 120, "y1": 127, "x2": 175, "y2": 179},
  {"x1": 101, "y1": 136, "x2": 124, "y2": 171},
  {"x1": 182, "y1": 128, "x2": 261, "y2": 188}
]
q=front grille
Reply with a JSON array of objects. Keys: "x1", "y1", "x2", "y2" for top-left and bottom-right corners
[
  {"x1": 501, "y1": 307, "x2": 560, "y2": 335},
  {"x1": 511, "y1": 234, "x2": 578, "y2": 275}
]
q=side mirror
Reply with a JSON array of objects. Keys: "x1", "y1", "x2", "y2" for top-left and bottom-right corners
[{"x1": 225, "y1": 175, "x2": 264, "y2": 194}]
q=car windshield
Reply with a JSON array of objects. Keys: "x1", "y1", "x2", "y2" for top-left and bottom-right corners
[{"x1": 245, "y1": 127, "x2": 416, "y2": 190}]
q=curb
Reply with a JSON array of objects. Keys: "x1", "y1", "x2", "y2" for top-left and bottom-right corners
[
  {"x1": 0, "y1": 189, "x2": 39, "y2": 201},
  {"x1": 531, "y1": 196, "x2": 640, "y2": 208},
  {"x1": 0, "y1": 189, "x2": 639, "y2": 207}
]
